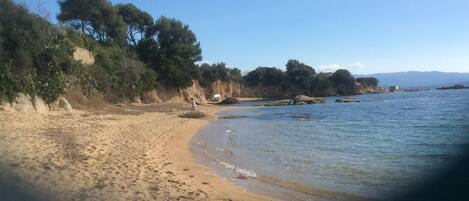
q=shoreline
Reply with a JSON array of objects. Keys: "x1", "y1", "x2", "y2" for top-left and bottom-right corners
[
  {"x1": 0, "y1": 103, "x2": 272, "y2": 201},
  {"x1": 165, "y1": 105, "x2": 274, "y2": 200},
  {"x1": 191, "y1": 107, "x2": 370, "y2": 201}
]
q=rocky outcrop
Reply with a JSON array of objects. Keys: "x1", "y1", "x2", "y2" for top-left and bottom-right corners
[
  {"x1": 0, "y1": 94, "x2": 72, "y2": 113},
  {"x1": 294, "y1": 95, "x2": 326, "y2": 104},
  {"x1": 155, "y1": 80, "x2": 208, "y2": 104},
  {"x1": 50, "y1": 97, "x2": 73, "y2": 111},
  {"x1": 218, "y1": 97, "x2": 240, "y2": 105},
  {"x1": 32, "y1": 96, "x2": 49, "y2": 113},
  {"x1": 205, "y1": 80, "x2": 241, "y2": 99},
  {"x1": 73, "y1": 47, "x2": 95, "y2": 65},
  {"x1": 141, "y1": 90, "x2": 162, "y2": 104}
]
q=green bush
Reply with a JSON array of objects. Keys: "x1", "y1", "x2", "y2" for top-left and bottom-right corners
[
  {"x1": 0, "y1": 62, "x2": 20, "y2": 103},
  {"x1": 198, "y1": 63, "x2": 242, "y2": 87},
  {"x1": 0, "y1": 0, "x2": 74, "y2": 103}
]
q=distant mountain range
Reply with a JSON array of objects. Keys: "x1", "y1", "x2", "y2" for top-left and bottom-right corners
[{"x1": 357, "y1": 71, "x2": 469, "y2": 88}]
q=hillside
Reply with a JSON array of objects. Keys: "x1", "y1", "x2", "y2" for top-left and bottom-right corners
[{"x1": 360, "y1": 71, "x2": 469, "y2": 88}]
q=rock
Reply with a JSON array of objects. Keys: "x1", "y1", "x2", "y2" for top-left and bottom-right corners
[
  {"x1": 335, "y1": 98, "x2": 360, "y2": 103},
  {"x1": 218, "y1": 97, "x2": 240, "y2": 105},
  {"x1": 142, "y1": 90, "x2": 161, "y2": 104},
  {"x1": 13, "y1": 93, "x2": 36, "y2": 113},
  {"x1": 236, "y1": 174, "x2": 248, "y2": 180},
  {"x1": 131, "y1": 96, "x2": 142, "y2": 104},
  {"x1": 264, "y1": 100, "x2": 290, "y2": 107},
  {"x1": 59, "y1": 97, "x2": 73, "y2": 111},
  {"x1": 73, "y1": 47, "x2": 95, "y2": 65},
  {"x1": 294, "y1": 95, "x2": 326, "y2": 104},
  {"x1": 211, "y1": 94, "x2": 222, "y2": 102},
  {"x1": 32, "y1": 96, "x2": 49, "y2": 113},
  {"x1": 178, "y1": 111, "x2": 207, "y2": 119},
  {"x1": 50, "y1": 97, "x2": 73, "y2": 111}
]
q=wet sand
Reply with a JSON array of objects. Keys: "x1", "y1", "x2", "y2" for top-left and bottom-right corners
[{"x1": 0, "y1": 104, "x2": 272, "y2": 201}]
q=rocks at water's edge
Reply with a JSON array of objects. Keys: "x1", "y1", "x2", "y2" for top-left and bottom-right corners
[
  {"x1": 294, "y1": 95, "x2": 326, "y2": 104},
  {"x1": 218, "y1": 97, "x2": 240, "y2": 105},
  {"x1": 263, "y1": 95, "x2": 326, "y2": 107},
  {"x1": 335, "y1": 98, "x2": 360, "y2": 103},
  {"x1": 437, "y1": 84, "x2": 466, "y2": 90},
  {"x1": 263, "y1": 100, "x2": 290, "y2": 107}
]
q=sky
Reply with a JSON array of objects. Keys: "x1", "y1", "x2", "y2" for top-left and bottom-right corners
[{"x1": 17, "y1": 0, "x2": 469, "y2": 74}]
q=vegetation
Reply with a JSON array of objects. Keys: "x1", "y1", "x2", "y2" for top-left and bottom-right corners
[
  {"x1": 198, "y1": 63, "x2": 242, "y2": 87},
  {"x1": 244, "y1": 67, "x2": 285, "y2": 88},
  {"x1": 243, "y1": 62, "x2": 360, "y2": 96},
  {"x1": 0, "y1": 0, "x2": 74, "y2": 103},
  {"x1": 356, "y1": 77, "x2": 379, "y2": 88},
  {"x1": 0, "y1": 0, "x2": 378, "y2": 105},
  {"x1": 137, "y1": 16, "x2": 202, "y2": 88}
]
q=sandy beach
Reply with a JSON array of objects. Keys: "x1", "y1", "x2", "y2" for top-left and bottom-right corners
[{"x1": 0, "y1": 104, "x2": 273, "y2": 201}]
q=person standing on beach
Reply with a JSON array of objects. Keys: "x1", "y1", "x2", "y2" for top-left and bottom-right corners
[{"x1": 191, "y1": 98, "x2": 198, "y2": 111}]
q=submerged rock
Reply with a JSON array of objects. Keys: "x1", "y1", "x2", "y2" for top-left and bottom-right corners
[
  {"x1": 336, "y1": 98, "x2": 360, "y2": 103},
  {"x1": 264, "y1": 100, "x2": 290, "y2": 107},
  {"x1": 289, "y1": 113, "x2": 315, "y2": 121}
]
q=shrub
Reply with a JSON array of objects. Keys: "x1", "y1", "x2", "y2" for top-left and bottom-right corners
[{"x1": 0, "y1": 62, "x2": 20, "y2": 103}]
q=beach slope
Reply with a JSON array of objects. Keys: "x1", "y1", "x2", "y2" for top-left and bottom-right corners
[{"x1": 0, "y1": 104, "x2": 272, "y2": 201}]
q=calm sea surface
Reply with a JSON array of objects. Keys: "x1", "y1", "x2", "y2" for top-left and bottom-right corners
[{"x1": 193, "y1": 89, "x2": 469, "y2": 200}]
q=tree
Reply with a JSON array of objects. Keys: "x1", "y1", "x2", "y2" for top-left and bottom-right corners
[
  {"x1": 142, "y1": 16, "x2": 202, "y2": 88},
  {"x1": 136, "y1": 38, "x2": 158, "y2": 63},
  {"x1": 116, "y1": 3, "x2": 154, "y2": 46},
  {"x1": 329, "y1": 69, "x2": 356, "y2": 95},
  {"x1": 243, "y1": 67, "x2": 285, "y2": 87},
  {"x1": 1, "y1": 0, "x2": 74, "y2": 103},
  {"x1": 356, "y1": 77, "x2": 379, "y2": 87},
  {"x1": 285, "y1": 59, "x2": 316, "y2": 92},
  {"x1": 58, "y1": 0, "x2": 127, "y2": 45},
  {"x1": 198, "y1": 63, "x2": 242, "y2": 86}
]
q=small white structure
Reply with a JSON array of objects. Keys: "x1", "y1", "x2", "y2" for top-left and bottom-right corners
[{"x1": 211, "y1": 94, "x2": 222, "y2": 102}]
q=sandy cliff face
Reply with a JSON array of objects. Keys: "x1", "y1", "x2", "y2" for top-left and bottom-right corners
[
  {"x1": 154, "y1": 80, "x2": 208, "y2": 104},
  {"x1": 204, "y1": 80, "x2": 241, "y2": 99},
  {"x1": 73, "y1": 47, "x2": 95, "y2": 65}
]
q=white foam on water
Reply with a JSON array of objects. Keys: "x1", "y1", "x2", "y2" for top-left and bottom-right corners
[{"x1": 219, "y1": 161, "x2": 257, "y2": 178}]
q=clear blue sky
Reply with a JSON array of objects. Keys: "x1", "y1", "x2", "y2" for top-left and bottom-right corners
[{"x1": 18, "y1": 0, "x2": 469, "y2": 74}]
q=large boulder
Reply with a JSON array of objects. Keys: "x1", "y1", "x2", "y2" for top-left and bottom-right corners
[
  {"x1": 218, "y1": 97, "x2": 240, "y2": 105},
  {"x1": 13, "y1": 93, "x2": 36, "y2": 113},
  {"x1": 0, "y1": 94, "x2": 52, "y2": 113},
  {"x1": 32, "y1": 97, "x2": 49, "y2": 113},
  {"x1": 294, "y1": 95, "x2": 326, "y2": 104},
  {"x1": 50, "y1": 97, "x2": 73, "y2": 111},
  {"x1": 73, "y1": 47, "x2": 95, "y2": 65}
]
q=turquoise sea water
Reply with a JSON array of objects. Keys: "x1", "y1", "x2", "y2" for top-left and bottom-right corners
[{"x1": 193, "y1": 89, "x2": 469, "y2": 200}]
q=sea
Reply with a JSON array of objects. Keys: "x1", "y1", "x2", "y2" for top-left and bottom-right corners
[{"x1": 192, "y1": 89, "x2": 469, "y2": 201}]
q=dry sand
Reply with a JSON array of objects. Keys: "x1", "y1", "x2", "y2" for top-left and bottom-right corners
[{"x1": 0, "y1": 104, "x2": 273, "y2": 201}]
